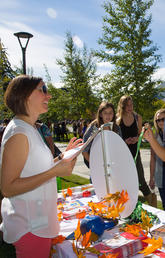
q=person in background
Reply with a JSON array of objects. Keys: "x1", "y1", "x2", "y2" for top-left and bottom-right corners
[
  {"x1": 0, "y1": 119, "x2": 10, "y2": 151},
  {"x1": 77, "y1": 118, "x2": 83, "y2": 138},
  {"x1": 61, "y1": 120, "x2": 68, "y2": 141},
  {"x1": 54, "y1": 122, "x2": 61, "y2": 141},
  {"x1": 116, "y1": 95, "x2": 152, "y2": 205},
  {"x1": 0, "y1": 75, "x2": 82, "y2": 258},
  {"x1": 144, "y1": 124, "x2": 165, "y2": 162},
  {"x1": 46, "y1": 120, "x2": 51, "y2": 129},
  {"x1": 82, "y1": 101, "x2": 121, "y2": 169},
  {"x1": 149, "y1": 109, "x2": 165, "y2": 210},
  {"x1": 73, "y1": 121, "x2": 78, "y2": 137},
  {"x1": 36, "y1": 121, "x2": 55, "y2": 157},
  {"x1": 36, "y1": 120, "x2": 62, "y2": 159},
  {"x1": 82, "y1": 120, "x2": 88, "y2": 137}
]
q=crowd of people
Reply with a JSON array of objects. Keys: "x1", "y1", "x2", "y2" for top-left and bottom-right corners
[
  {"x1": 48, "y1": 119, "x2": 90, "y2": 142},
  {"x1": 53, "y1": 121, "x2": 68, "y2": 142},
  {"x1": 82, "y1": 97, "x2": 153, "y2": 205},
  {"x1": 0, "y1": 74, "x2": 165, "y2": 257}
]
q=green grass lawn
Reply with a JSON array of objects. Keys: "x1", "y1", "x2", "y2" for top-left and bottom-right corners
[
  {"x1": 61, "y1": 174, "x2": 90, "y2": 189},
  {"x1": 0, "y1": 174, "x2": 163, "y2": 258}
]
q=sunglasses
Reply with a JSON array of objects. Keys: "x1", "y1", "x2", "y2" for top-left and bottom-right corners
[
  {"x1": 37, "y1": 85, "x2": 48, "y2": 95},
  {"x1": 156, "y1": 118, "x2": 165, "y2": 123}
]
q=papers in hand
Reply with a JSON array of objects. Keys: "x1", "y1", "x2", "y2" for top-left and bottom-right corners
[
  {"x1": 63, "y1": 145, "x2": 85, "y2": 160},
  {"x1": 55, "y1": 126, "x2": 100, "y2": 165},
  {"x1": 64, "y1": 127, "x2": 100, "y2": 160}
]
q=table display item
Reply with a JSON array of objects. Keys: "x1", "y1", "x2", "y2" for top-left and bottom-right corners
[
  {"x1": 151, "y1": 225, "x2": 165, "y2": 245},
  {"x1": 90, "y1": 130, "x2": 139, "y2": 218},
  {"x1": 80, "y1": 215, "x2": 118, "y2": 237},
  {"x1": 93, "y1": 232, "x2": 147, "y2": 257},
  {"x1": 54, "y1": 187, "x2": 165, "y2": 258}
]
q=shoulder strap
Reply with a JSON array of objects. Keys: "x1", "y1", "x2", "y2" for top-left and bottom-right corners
[
  {"x1": 163, "y1": 120, "x2": 165, "y2": 145},
  {"x1": 132, "y1": 113, "x2": 139, "y2": 135},
  {"x1": 133, "y1": 113, "x2": 138, "y2": 126}
]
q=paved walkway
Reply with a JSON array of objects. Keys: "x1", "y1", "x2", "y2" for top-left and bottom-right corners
[{"x1": 56, "y1": 143, "x2": 161, "y2": 201}]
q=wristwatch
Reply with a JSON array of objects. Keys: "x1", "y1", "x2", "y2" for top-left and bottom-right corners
[{"x1": 58, "y1": 153, "x2": 62, "y2": 160}]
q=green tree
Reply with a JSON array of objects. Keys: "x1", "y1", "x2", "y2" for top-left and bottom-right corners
[
  {"x1": 14, "y1": 60, "x2": 34, "y2": 76},
  {"x1": 95, "y1": 0, "x2": 162, "y2": 120},
  {"x1": 57, "y1": 32, "x2": 100, "y2": 120},
  {"x1": 40, "y1": 83, "x2": 71, "y2": 122},
  {"x1": 0, "y1": 40, "x2": 15, "y2": 119},
  {"x1": 40, "y1": 64, "x2": 72, "y2": 122}
]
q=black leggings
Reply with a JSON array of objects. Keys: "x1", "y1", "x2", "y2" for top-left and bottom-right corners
[
  {"x1": 136, "y1": 153, "x2": 151, "y2": 196},
  {"x1": 158, "y1": 165, "x2": 165, "y2": 210}
]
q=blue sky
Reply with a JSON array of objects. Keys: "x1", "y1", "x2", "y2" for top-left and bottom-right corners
[{"x1": 0, "y1": 0, "x2": 165, "y2": 86}]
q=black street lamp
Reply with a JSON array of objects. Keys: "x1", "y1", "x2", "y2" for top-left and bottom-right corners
[{"x1": 14, "y1": 32, "x2": 33, "y2": 74}]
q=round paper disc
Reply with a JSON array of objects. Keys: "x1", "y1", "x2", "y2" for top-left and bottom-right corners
[{"x1": 90, "y1": 130, "x2": 138, "y2": 218}]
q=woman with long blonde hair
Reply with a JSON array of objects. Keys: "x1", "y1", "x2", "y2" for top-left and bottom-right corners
[
  {"x1": 149, "y1": 109, "x2": 165, "y2": 210},
  {"x1": 116, "y1": 95, "x2": 152, "y2": 205}
]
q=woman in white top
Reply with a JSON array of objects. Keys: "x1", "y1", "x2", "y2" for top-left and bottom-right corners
[
  {"x1": 144, "y1": 125, "x2": 165, "y2": 162},
  {"x1": 149, "y1": 109, "x2": 165, "y2": 209},
  {"x1": 0, "y1": 75, "x2": 82, "y2": 258}
]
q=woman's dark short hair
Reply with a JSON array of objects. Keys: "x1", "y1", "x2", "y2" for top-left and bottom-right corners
[{"x1": 4, "y1": 75, "x2": 42, "y2": 115}]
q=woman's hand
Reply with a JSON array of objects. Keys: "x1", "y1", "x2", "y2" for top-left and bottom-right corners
[
  {"x1": 125, "y1": 136, "x2": 138, "y2": 145},
  {"x1": 125, "y1": 137, "x2": 132, "y2": 145},
  {"x1": 53, "y1": 137, "x2": 83, "y2": 177},
  {"x1": 53, "y1": 157, "x2": 77, "y2": 177},
  {"x1": 149, "y1": 177, "x2": 155, "y2": 190},
  {"x1": 131, "y1": 136, "x2": 139, "y2": 144},
  {"x1": 65, "y1": 137, "x2": 83, "y2": 151},
  {"x1": 53, "y1": 137, "x2": 83, "y2": 166},
  {"x1": 143, "y1": 123, "x2": 165, "y2": 162},
  {"x1": 143, "y1": 124, "x2": 154, "y2": 143}
]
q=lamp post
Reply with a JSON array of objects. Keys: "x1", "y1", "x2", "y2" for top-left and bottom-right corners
[{"x1": 14, "y1": 32, "x2": 33, "y2": 74}]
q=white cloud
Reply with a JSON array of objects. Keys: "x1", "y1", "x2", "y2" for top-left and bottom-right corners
[
  {"x1": 152, "y1": 67, "x2": 165, "y2": 81},
  {"x1": 96, "y1": 63, "x2": 165, "y2": 82},
  {"x1": 72, "y1": 35, "x2": 83, "y2": 48},
  {"x1": 46, "y1": 8, "x2": 57, "y2": 19},
  {"x1": 97, "y1": 62, "x2": 113, "y2": 68},
  {"x1": 54, "y1": 82, "x2": 64, "y2": 88},
  {"x1": 105, "y1": 50, "x2": 114, "y2": 55},
  {"x1": 96, "y1": 62, "x2": 113, "y2": 78}
]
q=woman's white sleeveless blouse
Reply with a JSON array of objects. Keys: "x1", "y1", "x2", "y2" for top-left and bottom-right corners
[{"x1": 0, "y1": 118, "x2": 59, "y2": 243}]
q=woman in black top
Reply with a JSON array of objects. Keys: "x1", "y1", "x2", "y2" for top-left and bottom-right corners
[
  {"x1": 116, "y1": 95, "x2": 152, "y2": 204},
  {"x1": 120, "y1": 113, "x2": 139, "y2": 158}
]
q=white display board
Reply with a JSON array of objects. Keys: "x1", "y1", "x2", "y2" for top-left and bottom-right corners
[{"x1": 90, "y1": 130, "x2": 139, "y2": 218}]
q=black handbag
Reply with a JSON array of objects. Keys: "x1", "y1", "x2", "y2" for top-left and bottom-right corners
[{"x1": 54, "y1": 144, "x2": 62, "y2": 158}]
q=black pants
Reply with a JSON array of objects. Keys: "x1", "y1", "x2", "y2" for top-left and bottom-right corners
[
  {"x1": 158, "y1": 188, "x2": 165, "y2": 210},
  {"x1": 158, "y1": 163, "x2": 165, "y2": 210},
  {"x1": 136, "y1": 153, "x2": 151, "y2": 196}
]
